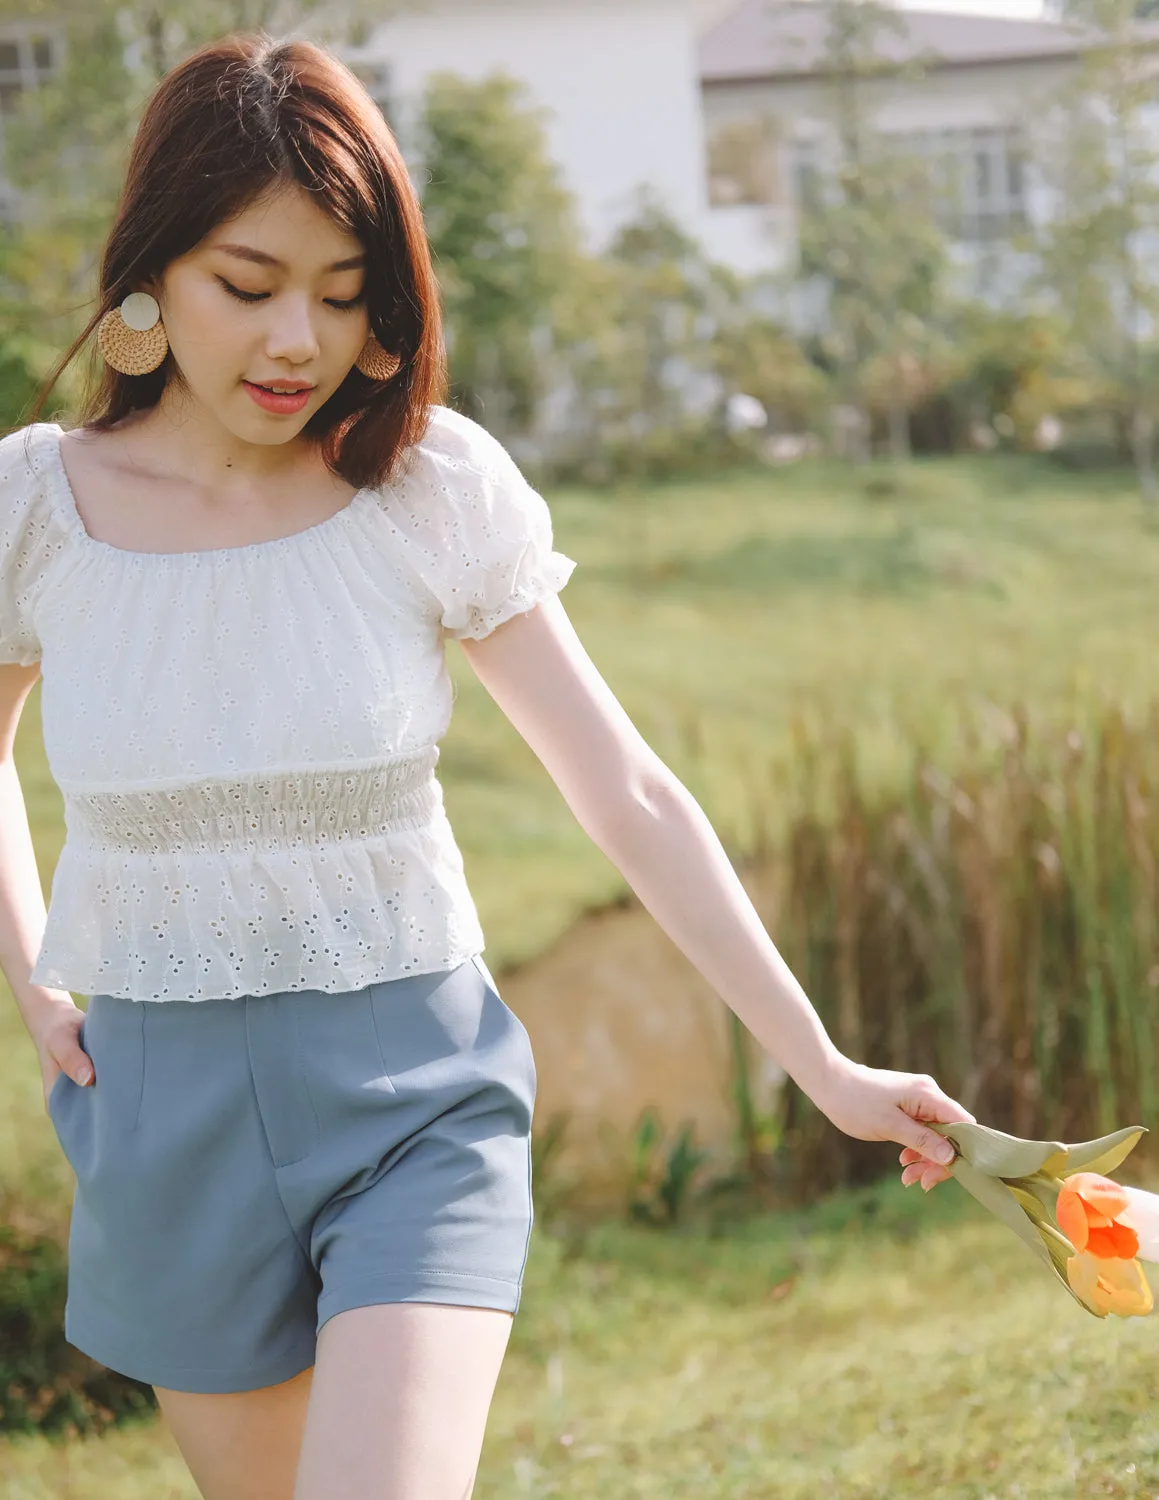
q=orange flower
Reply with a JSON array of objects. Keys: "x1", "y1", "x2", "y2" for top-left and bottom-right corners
[
  {"x1": 1056, "y1": 1172, "x2": 1158, "y2": 1318},
  {"x1": 1056, "y1": 1173, "x2": 1140, "y2": 1259}
]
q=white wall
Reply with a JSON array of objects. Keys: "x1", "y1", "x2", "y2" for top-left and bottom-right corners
[{"x1": 358, "y1": 0, "x2": 711, "y2": 250}]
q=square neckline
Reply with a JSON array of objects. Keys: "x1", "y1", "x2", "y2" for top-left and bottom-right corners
[{"x1": 41, "y1": 422, "x2": 374, "y2": 562}]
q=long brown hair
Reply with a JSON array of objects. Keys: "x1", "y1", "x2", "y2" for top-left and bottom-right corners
[{"x1": 33, "y1": 33, "x2": 446, "y2": 488}]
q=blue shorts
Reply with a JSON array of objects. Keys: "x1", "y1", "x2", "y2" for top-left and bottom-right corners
[{"x1": 47, "y1": 955, "x2": 536, "y2": 1394}]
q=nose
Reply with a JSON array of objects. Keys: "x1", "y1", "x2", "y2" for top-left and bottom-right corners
[{"x1": 264, "y1": 293, "x2": 321, "y2": 367}]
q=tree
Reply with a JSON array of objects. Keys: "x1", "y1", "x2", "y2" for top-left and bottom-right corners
[
  {"x1": 416, "y1": 71, "x2": 585, "y2": 441},
  {"x1": 1032, "y1": 0, "x2": 1159, "y2": 502},
  {"x1": 789, "y1": 0, "x2": 949, "y2": 463}
]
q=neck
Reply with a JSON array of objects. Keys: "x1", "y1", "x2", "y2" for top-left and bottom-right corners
[{"x1": 129, "y1": 382, "x2": 316, "y2": 488}]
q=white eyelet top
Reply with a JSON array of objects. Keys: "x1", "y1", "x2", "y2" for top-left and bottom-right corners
[{"x1": 0, "y1": 406, "x2": 576, "y2": 1002}]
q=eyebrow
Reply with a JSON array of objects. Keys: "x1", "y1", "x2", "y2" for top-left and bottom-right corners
[{"x1": 214, "y1": 244, "x2": 366, "y2": 272}]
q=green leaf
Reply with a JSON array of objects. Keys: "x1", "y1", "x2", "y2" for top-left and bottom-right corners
[
  {"x1": 950, "y1": 1157, "x2": 1056, "y2": 1274},
  {"x1": 1004, "y1": 1185, "x2": 1096, "y2": 1312},
  {"x1": 933, "y1": 1121, "x2": 1067, "y2": 1178},
  {"x1": 1059, "y1": 1127, "x2": 1148, "y2": 1179}
]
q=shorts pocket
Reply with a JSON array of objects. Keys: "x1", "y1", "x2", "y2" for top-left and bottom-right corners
[
  {"x1": 48, "y1": 997, "x2": 145, "y2": 1175},
  {"x1": 47, "y1": 1012, "x2": 86, "y2": 1124},
  {"x1": 368, "y1": 959, "x2": 535, "y2": 1104}
]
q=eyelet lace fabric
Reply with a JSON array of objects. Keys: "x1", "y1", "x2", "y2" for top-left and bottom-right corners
[{"x1": 0, "y1": 407, "x2": 576, "y2": 1001}]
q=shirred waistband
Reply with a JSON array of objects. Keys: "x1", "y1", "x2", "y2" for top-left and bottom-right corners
[{"x1": 63, "y1": 749, "x2": 443, "y2": 856}]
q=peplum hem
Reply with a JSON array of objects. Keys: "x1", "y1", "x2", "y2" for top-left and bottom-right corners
[{"x1": 30, "y1": 818, "x2": 487, "y2": 1003}]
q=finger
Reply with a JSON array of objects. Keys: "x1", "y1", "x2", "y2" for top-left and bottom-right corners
[
  {"x1": 901, "y1": 1163, "x2": 924, "y2": 1187},
  {"x1": 899, "y1": 1146, "x2": 925, "y2": 1166},
  {"x1": 920, "y1": 1163, "x2": 952, "y2": 1191},
  {"x1": 907, "y1": 1085, "x2": 975, "y2": 1126},
  {"x1": 893, "y1": 1113, "x2": 957, "y2": 1166},
  {"x1": 55, "y1": 1044, "x2": 94, "y2": 1087}
]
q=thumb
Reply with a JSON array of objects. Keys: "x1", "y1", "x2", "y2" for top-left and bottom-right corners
[
  {"x1": 57, "y1": 1042, "x2": 94, "y2": 1087},
  {"x1": 893, "y1": 1114, "x2": 957, "y2": 1165},
  {"x1": 894, "y1": 1084, "x2": 973, "y2": 1163}
]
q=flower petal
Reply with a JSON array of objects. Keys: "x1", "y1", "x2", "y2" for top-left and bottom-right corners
[
  {"x1": 1097, "y1": 1258, "x2": 1154, "y2": 1318},
  {"x1": 1067, "y1": 1253, "x2": 1154, "y2": 1317},
  {"x1": 1086, "y1": 1220, "x2": 1141, "y2": 1260},
  {"x1": 1067, "y1": 1172, "x2": 1131, "y2": 1218},
  {"x1": 1066, "y1": 1251, "x2": 1104, "y2": 1314},
  {"x1": 1056, "y1": 1184, "x2": 1090, "y2": 1252},
  {"x1": 1120, "y1": 1186, "x2": 1159, "y2": 1262}
]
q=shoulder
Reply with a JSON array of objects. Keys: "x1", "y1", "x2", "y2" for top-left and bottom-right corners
[
  {"x1": 0, "y1": 423, "x2": 62, "y2": 523},
  {"x1": 0, "y1": 422, "x2": 51, "y2": 479},
  {"x1": 399, "y1": 406, "x2": 530, "y2": 489}
]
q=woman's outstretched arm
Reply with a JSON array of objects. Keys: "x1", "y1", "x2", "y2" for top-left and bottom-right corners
[{"x1": 461, "y1": 594, "x2": 974, "y2": 1189}]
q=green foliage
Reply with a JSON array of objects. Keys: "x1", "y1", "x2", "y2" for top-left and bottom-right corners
[
  {"x1": 627, "y1": 1110, "x2": 712, "y2": 1227},
  {"x1": 1030, "y1": 0, "x2": 1159, "y2": 499},
  {"x1": 415, "y1": 78, "x2": 819, "y2": 480},
  {"x1": 0, "y1": 1227, "x2": 155, "y2": 1437},
  {"x1": 0, "y1": 340, "x2": 41, "y2": 429},
  {"x1": 793, "y1": 0, "x2": 950, "y2": 462},
  {"x1": 769, "y1": 703, "x2": 1159, "y2": 1200},
  {"x1": 544, "y1": 195, "x2": 824, "y2": 482},
  {"x1": 418, "y1": 71, "x2": 583, "y2": 435}
]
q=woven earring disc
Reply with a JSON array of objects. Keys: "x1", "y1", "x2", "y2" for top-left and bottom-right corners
[
  {"x1": 356, "y1": 339, "x2": 401, "y2": 381},
  {"x1": 97, "y1": 309, "x2": 169, "y2": 376}
]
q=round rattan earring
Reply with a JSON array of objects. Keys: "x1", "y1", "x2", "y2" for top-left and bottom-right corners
[
  {"x1": 97, "y1": 292, "x2": 169, "y2": 376},
  {"x1": 355, "y1": 335, "x2": 401, "y2": 382}
]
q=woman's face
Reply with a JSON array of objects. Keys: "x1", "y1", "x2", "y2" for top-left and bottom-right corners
[{"x1": 152, "y1": 181, "x2": 372, "y2": 446}]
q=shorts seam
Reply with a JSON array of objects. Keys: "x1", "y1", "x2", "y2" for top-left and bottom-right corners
[
  {"x1": 320, "y1": 1268, "x2": 521, "y2": 1294},
  {"x1": 516, "y1": 1128, "x2": 535, "y2": 1284},
  {"x1": 132, "y1": 999, "x2": 145, "y2": 1131}
]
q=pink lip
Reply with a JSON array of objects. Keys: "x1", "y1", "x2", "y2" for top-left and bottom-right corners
[{"x1": 243, "y1": 381, "x2": 314, "y2": 415}]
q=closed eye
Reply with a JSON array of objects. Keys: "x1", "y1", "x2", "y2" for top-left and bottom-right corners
[
  {"x1": 217, "y1": 277, "x2": 269, "y2": 304},
  {"x1": 216, "y1": 277, "x2": 365, "y2": 311}
]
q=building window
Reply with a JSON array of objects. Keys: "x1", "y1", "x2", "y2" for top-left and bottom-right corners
[
  {"x1": 707, "y1": 115, "x2": 781, "y2": 207},
  {"x1": 789, "y1": 126, "x2": 1026, "y2": 244},
  {"x1": 0, "y1": 32, "x2": 58, "y2": 124},
  {"x1": 891, "y1": 126, "x2": 1029, "y2": 243},
  {"x1": 0, "y1": 31, "x2": 58, "y2": 222},
  {"x1": 790, "y1": 138, "x2": 827, "y2": 216}
]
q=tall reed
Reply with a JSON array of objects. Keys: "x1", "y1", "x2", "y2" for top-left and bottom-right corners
[{"x1": 735, "y1": 702, "x2": 1159, "y2": 1198}]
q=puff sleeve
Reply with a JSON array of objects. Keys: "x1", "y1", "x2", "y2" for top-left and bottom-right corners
[
  {"x1": 385, "y1": 407, "x2": 576, "y2": 641},
  {"x1": 0, "y1": 427, "x2": 57, "y2": 666}
]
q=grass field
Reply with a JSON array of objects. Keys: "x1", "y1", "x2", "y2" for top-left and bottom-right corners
[
  {"x1": 3, "y1": 1179, "x2": 1158, "y2": 1498},
  {"x1": 3, "y1": 453, "x2": 1159, "y2": 1493}
]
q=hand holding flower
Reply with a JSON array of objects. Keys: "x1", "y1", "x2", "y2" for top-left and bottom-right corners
[{"x1": 813, "y1": 1056, "x2": 975, "y2": 1175}]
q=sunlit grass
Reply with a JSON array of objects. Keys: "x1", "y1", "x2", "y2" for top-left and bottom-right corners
[{"x1": 4, "y1": 1178, "x2": 1157, "y2": 1497}]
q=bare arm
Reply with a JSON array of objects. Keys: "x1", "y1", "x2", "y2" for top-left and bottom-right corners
[
  {"x1": 0, "y1": 663, "x2": 92, "y2": 1093},
  {"x1": 461, "y1": 595, "x2": 972, "y2": 1181}
]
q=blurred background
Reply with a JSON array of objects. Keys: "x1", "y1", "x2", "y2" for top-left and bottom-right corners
[{"x1": 1, "y1": 1, "x2": 1159, "y2": 1495}]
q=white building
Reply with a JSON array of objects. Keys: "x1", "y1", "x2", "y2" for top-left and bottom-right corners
[
  {"x1": 698, "y1": 2, "x2": 1159, "y2": 285},
  {"x1": 354, "y1": 0, "x2": 1159, "y2": 289},
  {"x1": 353, "y1": 0, "x2": 734, "y2": 251},
  {"x1": 4, "y1": 1, "x2": 1158, "y2": 281}
]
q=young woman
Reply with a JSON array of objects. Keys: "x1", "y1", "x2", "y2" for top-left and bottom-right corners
[{"x1": 0, "y1": 33, "x2": 972, "y2": 1500}]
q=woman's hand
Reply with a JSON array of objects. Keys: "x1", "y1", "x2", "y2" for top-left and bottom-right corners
[
  {"x1": 30, "y1": 996, "x2": 93, "y2": 1111},
  {"x1": 813, "y1": 1055, "x2": 974, "y2": 1192}
]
